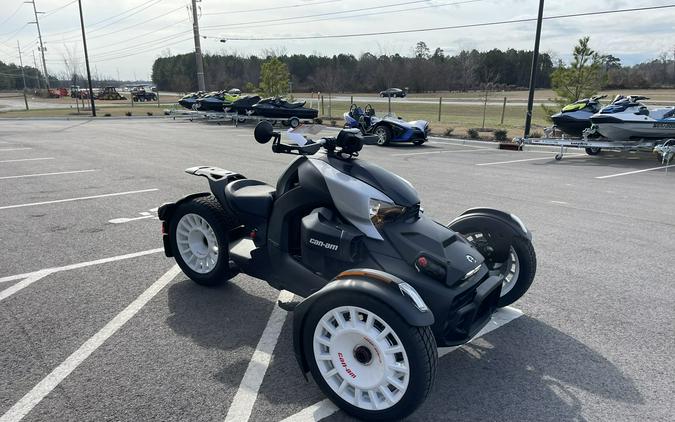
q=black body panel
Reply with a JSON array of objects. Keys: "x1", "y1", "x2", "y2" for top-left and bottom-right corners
[
  {"x1": 318, "y1": 154, "x2": 420, "y2": 207},
  {"x1": 551, "y1": 112, "x2": 593, "y2": 137}
]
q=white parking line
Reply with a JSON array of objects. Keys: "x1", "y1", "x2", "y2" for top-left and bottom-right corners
[
  {"x1": 0, "y1": 265, "x2": 181, "y2": 422},
  {"x1": 0, "y1": 148, "x2": 32, "y2": 152},
  {"x1": 0, "y1": 157, "x2": 55, "y2": 163},
  {"x1": 392, "y1": 148, "x2": 490, "y2": 157},
  {"x1": 476, "y1": 154, "x2": 585, "y2": 166},
  {"x1": 0, "y1": 169, "x2": 97, "y2": 180},
  {"x1": 0, "y1": 188, "x2": 158, "y2": 211},
  {"x1": 224, "y1": 290, "x2": 295, "y2": 422},
  {"x1": 0, "y1": 248, "x2": 164, "y2": 284},
  {"x1": 281, "y1": 306, "x2": 523, "y2": 422},
  {"x1": 595, "y1": 164, "x2": 675, "y2": 179}
]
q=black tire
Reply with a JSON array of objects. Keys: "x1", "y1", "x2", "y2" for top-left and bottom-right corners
[
  {"x1": 303, "y1": 291, "x2": 437, "y2": 421},
  {"x1": 288, "y1": 117, "x2": 300, "y2": 128},
  {"x1": 374, "y1": 125, "x2": 391, "y2": 146},
  {"x1": 169, "y1": 195, "x2": 239, "y2": 286},
  {"x1": 585, "y1": 147, "x2": 601, "y2": 155},
  {"x1": 461, "y1": 232, "x2": 536, "y2": 307}
]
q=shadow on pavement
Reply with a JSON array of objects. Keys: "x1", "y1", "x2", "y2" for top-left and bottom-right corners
[
  {"x1": 165, "y1": 278, "x2": 278, "y2": 385},
  {"x1": 409, "y1": 315, "x2": 643, "y2": 422}
]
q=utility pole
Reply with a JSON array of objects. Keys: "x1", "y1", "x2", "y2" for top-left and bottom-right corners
[
  {"x1": 77, "y1": 0, "x2": 96, "y2": 116},
  {"x1": 17, "y1": 41, "x2": 29, "y2": 111},
  {"x1": 191, "y1": 0, "x2": 206, "y2": 91},
  {"x1": 32, "y1": 50, "x2": 41, "y2": 90},
  {"x1": 524, "y1": 0, "x2": 545, "y2": 138},
  {"x1": 26, "y1": 0, "x2": 50, "y2": 90}
]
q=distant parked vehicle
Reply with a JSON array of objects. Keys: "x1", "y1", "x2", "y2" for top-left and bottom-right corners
[
  {"x1": 96, "y1": 86, "x2": 127, "y2": 101},
  {"x1": 131, "y1": 85, "x2": 157, "y2": 102},
  {"x1": 379, "y1": 88, "x2": 407, "y2": 98}
]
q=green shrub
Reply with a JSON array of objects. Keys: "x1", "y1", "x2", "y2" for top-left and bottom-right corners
[
  {"x1": 146, "y1": 112, "x2": 153, "y2": 116},
  {"x1": 330, "y1": 119, "x2": 336, "y2": 127},
  {"x1": 494, "y1": 129, "x2": 508, "y2": 141},
  {"x1": 467, "y1": 128, "x2": 479, "y2": 139},
  {"x1": 125, "y1": 111, "x2": 132, "y2": 116},
  {"x1": 444, "y1": 127, "x2": 454, "y2": 136},
  {"x1": 104, "y1": 113, "x2": 111, "y2": 117},
  {"x1": 314, "y1": 117, "x2": 323, "y2": 124}
]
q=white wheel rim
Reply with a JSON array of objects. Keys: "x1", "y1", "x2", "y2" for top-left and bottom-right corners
[
  {"x1": 313, "y1": 306, "x2": 409, "y2": 411},
  {"x1": 465, "y1": 233, "x2": 520, "y2": 297},
  {"x1": 176, "y1": 213, "x2": 219, "y2": 274}
]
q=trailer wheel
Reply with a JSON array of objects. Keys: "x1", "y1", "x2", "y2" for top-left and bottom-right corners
[
  {"x1": 555, "y1": 154, "x2": 563, "y2": 161},
  {"x1": 169, "y1": 196, "x2": 239, "y2": 286},
  {"x1": 585, "y1": 147, "x2": 601, "y2": 156},
  {"x1": 289, "y1": 117, "x2": 300, "y2": 128},
  {"x1": 304, "y1": 292, "x2": 437, "y2": 421}
]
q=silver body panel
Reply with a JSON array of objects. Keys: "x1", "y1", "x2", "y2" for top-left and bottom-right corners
[{"x1": 309, "y1": 158, "x2": 392, "y2": 240}]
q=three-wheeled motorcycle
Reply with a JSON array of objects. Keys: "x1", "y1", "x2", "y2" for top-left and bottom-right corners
[{"x1": 158, "y1": 122, "x2": 536, "y2": 420}]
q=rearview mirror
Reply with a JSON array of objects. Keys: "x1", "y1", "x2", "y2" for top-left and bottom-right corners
[
  {"x1": 254, "y1": 121, "x2": 274, "y2": 144},
  {"x1": 362, "y1": 135, "x2": 379, "y2": 145}
]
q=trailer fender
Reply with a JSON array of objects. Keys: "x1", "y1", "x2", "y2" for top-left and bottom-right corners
[
  {"x1": 292, "y1": 269, "x2": 434, "y2": 377},
  {"x1": 448, "y1": 208, "x2": 531, "y2": 262}
]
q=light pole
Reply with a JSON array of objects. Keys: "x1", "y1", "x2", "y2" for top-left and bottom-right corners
[
  {"x1": 524, "y1": 0, "x2": 545, "y2": 138},
  {"x1": 77, "y1": 0, "x2": 96, "y2": 116},
  {"x1": 25, "y1": 0, "x2": 49, "y2": 90}
]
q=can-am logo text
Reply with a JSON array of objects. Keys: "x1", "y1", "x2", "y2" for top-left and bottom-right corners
[{"x1": 309, "y1": 238, "x2": 339, "y2": 251}]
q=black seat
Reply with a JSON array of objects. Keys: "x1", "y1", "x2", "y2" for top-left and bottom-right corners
[{"x1": 225, "y1": 179, "x2": 276, "y2": 218}]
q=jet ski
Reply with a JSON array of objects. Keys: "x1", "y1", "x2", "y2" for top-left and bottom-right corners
[
  {"x1": 178, "y1": 91, "x2": 205, "y2": 110},
  {"x1": 196, "y1": 89, "x2": 241, "y2": 112},
  {"x1": 551, "y1": 95, "x2": 606, "y2": 137},
  {"x1": 251, "y1": 97, "x2": 318, "y2": 119},
  {"x1": 590, "y1": 95, "x2": 675, "y2": 141},
  {"x1": 226, "y1": 95, "x2": 261, "y2": 115}
]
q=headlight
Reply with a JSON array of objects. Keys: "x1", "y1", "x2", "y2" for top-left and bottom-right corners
[{"x1": 369, "y1": 199, "x2": 406, "y2": 228}]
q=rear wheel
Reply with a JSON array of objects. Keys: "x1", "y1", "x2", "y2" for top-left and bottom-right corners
[
  {"x1": 304, "y1": 292, "x2": 436, "y2": 421},
  {"x1": 374, "y1": 125, "x2": 391, "y2": 146},
  {"x1": 585, "y1": 147, "x2": 601, "y2": 155},
  {"x1": 413, "y1": 139, "x2": 425, "y2": 146},
  {"x1": 170, "y1": 196, "x2": 239, "y2": 286},
  {"x1": 288, "y1": 117, "x2": 300, "y2": 128}
]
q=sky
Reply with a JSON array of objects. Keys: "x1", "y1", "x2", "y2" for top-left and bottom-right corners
[{"x1": 0, "y1": 0, "x2": 674, "y2": 81}]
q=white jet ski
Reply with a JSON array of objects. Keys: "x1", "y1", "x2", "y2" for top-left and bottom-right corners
[{"x1": 590, "y1": 95, "x2": 675, "y2": 141}]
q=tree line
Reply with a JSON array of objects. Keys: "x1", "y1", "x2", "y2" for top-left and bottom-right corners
[
  {"x1": 152, "y1": 44, "x2": 554, "y2": 93},
  {"x1": 0, "y1": 61, "x2": 56, "y2": 90}
]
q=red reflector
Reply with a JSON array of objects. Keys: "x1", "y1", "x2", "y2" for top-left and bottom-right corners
[
  {"x1": 161, "y1": 222, "x2": 167, "y2": 235},
  {"x1": 417, "y1": 256, "x2": 428, "y2": 267},
  {"x1": 250, "y1": 230, "x2": 256, "y2": 239}
]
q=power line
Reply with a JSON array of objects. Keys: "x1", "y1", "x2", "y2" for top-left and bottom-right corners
[
  {"x1": 202, "y1": 0, "x2": 480, "y2": 30},
  {"x1": 203, "y1": 0, "x2": 341, "y2": 16},
  {"x1": 221, "y1": 4, "x2": 675, "y2": 41},
  {"x1": 0, "y1": 2, "x2": 25, "y2": 27},
  {"x1": 43, "y1": 0, "x2": 161, "y2": 38},
  {"x1": 60, "y1": 4, "x2": 184, "y2": 43},
  {"x1": 59, "y1": 0, "x2": 166, "y2": 41},
  {"x1": 43, "y1": 0, "x2": 77, "y2": 17},
  {"x1": 209, "y1": 0, "x2": 486, "y2": 32}
]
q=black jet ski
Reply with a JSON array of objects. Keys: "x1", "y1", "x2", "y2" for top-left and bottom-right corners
[
  {"x1": 178, "y1": 91, "x2": 205, "y2": 110},
  {"x1": 252, "y1": 97, "x2": 318, "y2": 119},
  {"x1": 196, "y1": 90, "x2": 241, "y2": 112},
  {"x1": 226, "y1": 95, "x2": 261, "y2": 115},
  {"x1": 551, "y1": 95, "x2": 606, "y2": 137}
]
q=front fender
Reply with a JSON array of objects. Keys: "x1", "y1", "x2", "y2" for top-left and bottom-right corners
[
  {"x1": 448, "y1": 208, "x2": 531, "y2": 262},
  {"x1": 157, "y1": 192, "x2": 211, "y2": 257},
  {"x1": 292, "y1": 269, "x2": 434, "y2": 376}
]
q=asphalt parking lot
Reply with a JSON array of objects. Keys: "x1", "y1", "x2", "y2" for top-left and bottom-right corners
[{"x1": 1, "y1": 118, "x2": 673, "y2": 421}]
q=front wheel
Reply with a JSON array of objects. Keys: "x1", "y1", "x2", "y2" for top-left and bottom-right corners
[
  {"x1": 461, "y1": 233, "x2": 536, "y2": 307},
  {"x1": 305, "y1": 292, "x2": 437, "y2": 421},
  {"x1": 169, "y1": 196, "x2": 239, "y2": 286}
]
